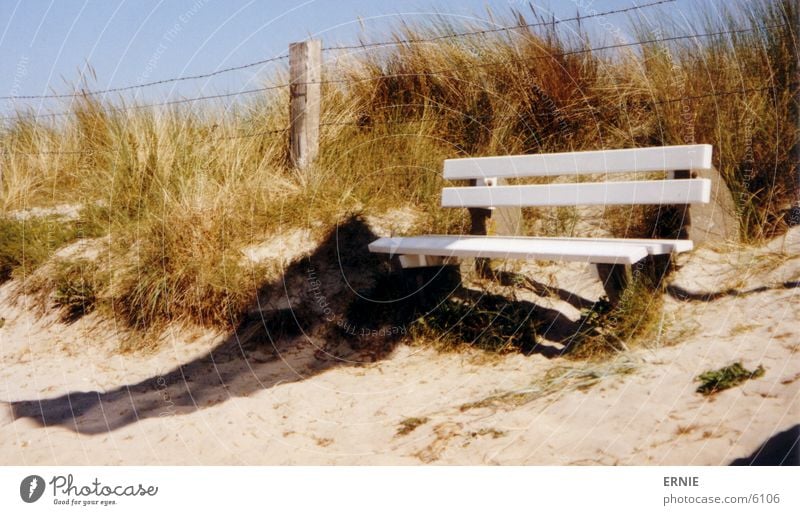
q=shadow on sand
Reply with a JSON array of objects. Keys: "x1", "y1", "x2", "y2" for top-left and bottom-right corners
[
  {"x1": 730, "y1": 425, "x2": 800, "y2": 466},
  {"x1": 8, "y1": 216, "x2": 587, "y2": 435}
]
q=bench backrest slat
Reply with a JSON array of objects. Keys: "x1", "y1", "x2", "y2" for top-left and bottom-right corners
[
  {"x1": 441, "y1": 179, "x2": 711, "y2": 208},
  {"x1": 443, "y1": 144, "x2": 712, "y2": 180}
]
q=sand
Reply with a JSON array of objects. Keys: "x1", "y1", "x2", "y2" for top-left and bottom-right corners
[{"x1": 0, "y1": 225, "x2": 797, "y2": 465}]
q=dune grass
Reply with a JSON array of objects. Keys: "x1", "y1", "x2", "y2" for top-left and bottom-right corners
[
  {"x1": 51, "y1": 258, "x2": 100, "y2": 323},
  {"x1": 0, "y1": 0, "x2": 796, "y2": 342},
  {"x1": 0, "y1": 214, "x2": 102, "y2": 283}
]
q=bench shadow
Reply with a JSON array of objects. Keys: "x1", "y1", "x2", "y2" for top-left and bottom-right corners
[
  {"x1": 345, "y1": 266, "x2": 590, "y2": 359},
  {"x1": 667, "y1": 281, "x2": 800, "y2": 303},
  {"x1": 456, "y1": 287, "x2": 589, "y2": 357},
  {"x1": 493, "y1": 270, "x2": 597, "y2": 311},
  {"x1": 730, "y1": 424, "x2": 800, "y2": 466},
  {"x1": 7, "y1": 216, "x2": 602, "y2": 435}
]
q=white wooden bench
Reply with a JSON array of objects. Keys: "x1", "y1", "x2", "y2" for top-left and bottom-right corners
[{"x1": 368, "y1": 144, "x2": 713, "y2": 301}]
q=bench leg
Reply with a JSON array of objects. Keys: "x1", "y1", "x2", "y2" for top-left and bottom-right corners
[
  {"x1": 647, "y1": 254, "x2": 674, "y2": 288},
  {"x1": 595, "y1": 263, "x2": 632, "y2": 305},
  {"x1": 469, "y1": 207, "x2": 493, "y2": 278},
  {"x1": 400, "y1": 265, "x2": 461, "y2": 309}
]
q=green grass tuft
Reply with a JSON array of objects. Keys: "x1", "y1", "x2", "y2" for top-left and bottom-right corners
[{"x1": 696, "y1": 362, "x2": 766, "y2": 395}]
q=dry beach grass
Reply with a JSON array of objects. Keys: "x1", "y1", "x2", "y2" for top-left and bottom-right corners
[{"x1": 0, "y1": 0, "x2": 797, "y2": 465}]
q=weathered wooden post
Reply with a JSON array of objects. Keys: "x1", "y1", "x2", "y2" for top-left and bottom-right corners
[
  {"x1": 670, "y1": 167, "x2": 737, "y2": 244},
  {"x1": 289, "y1": 40, "x2": 321, "y2": 170},
  {"x1": 468, "y1": 177, "x2": 522, "y2": 277}
]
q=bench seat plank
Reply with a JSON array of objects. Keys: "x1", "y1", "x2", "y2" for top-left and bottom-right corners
[
  {"x1": 442, "y1": 179, "x2": 711, "y2": 208},
  {"x1": 439, "y1": 235, "x2": 694, "y2": 254},
  {"x1": 367, "y1": 235, "x2": 688, "y2": 265}
]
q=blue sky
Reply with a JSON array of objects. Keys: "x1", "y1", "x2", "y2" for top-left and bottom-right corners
[{"x1": 0, "y1": 0, "x2": 704, "y2": 116}]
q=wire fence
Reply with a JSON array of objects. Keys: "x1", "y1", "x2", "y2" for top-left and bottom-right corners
[
  {"x1": 0, "y1": 54, "x2": 291, "y2": 102},
  {"x1": 322, "y1": 83, "x2": 779, "y2": 124},
  {"x1": 319, "y1": 25, "x2": 788, "y2": 87},
  {"x1": 0, "y1": 0, "x2": 674, "y2": 103},
  {"x1": 0, "y1": 83, "x2": 291, "y2": 122},
  {"x1": 1, "y1": 83, "x2": 779, "y2": 156},
  {"x1": 0, "y1": 0, "x2": 790, "y2": 157},
  {"x1": 320, "y1": 0, "x2": 677, "y2": 52},
  {"x1": 0, "y1": 22, "x2": 782, "y2": 126}
]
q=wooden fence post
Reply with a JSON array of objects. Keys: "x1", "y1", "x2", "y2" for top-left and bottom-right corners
[{"x1": 289, "y1": 40, "x2": 321, "y2": 170}]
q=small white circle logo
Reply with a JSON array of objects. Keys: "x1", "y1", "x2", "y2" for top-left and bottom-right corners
[{"x1": 20, "y1": 475, "x2": 45, "y2": 503}]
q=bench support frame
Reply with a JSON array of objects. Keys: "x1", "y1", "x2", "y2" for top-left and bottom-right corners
[{"x1": 595, "y1": 263, "x2": 633, "y2": 304}]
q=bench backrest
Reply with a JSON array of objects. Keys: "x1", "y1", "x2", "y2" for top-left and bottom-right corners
[{"x1": 441, "y1": 144, "x2": 712, "y2": 208}]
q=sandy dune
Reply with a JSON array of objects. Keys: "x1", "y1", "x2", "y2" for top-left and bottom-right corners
[{"x1": 0, "y1": 227, "x2": 797, "y2": 465}]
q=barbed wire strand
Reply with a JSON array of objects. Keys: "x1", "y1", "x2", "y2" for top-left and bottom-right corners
[
  {"x1": 0, "y1": 54, "x2": 290, "y2": 101},
  {"x1": 1, "y1": 23, "x2": 782, "y2": 124},
  {"x1": 321, "y1": 0, "x2": 676, "y2": 52},
  {"x1": 0, "y1": 84, "x2": 290, "y2": 122},
  {"x1": 1, "y1": 85, "x2": 777, "y2": 156},
  {"x1": 319, "y1": 25, "x2": 787, "y2": 87},
  {"x1": 0, "y1": 0, "x2": 673, "y2": 102},
  {"x1": 318, "y1": 85, "x2": 779, "y2": 128}
]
